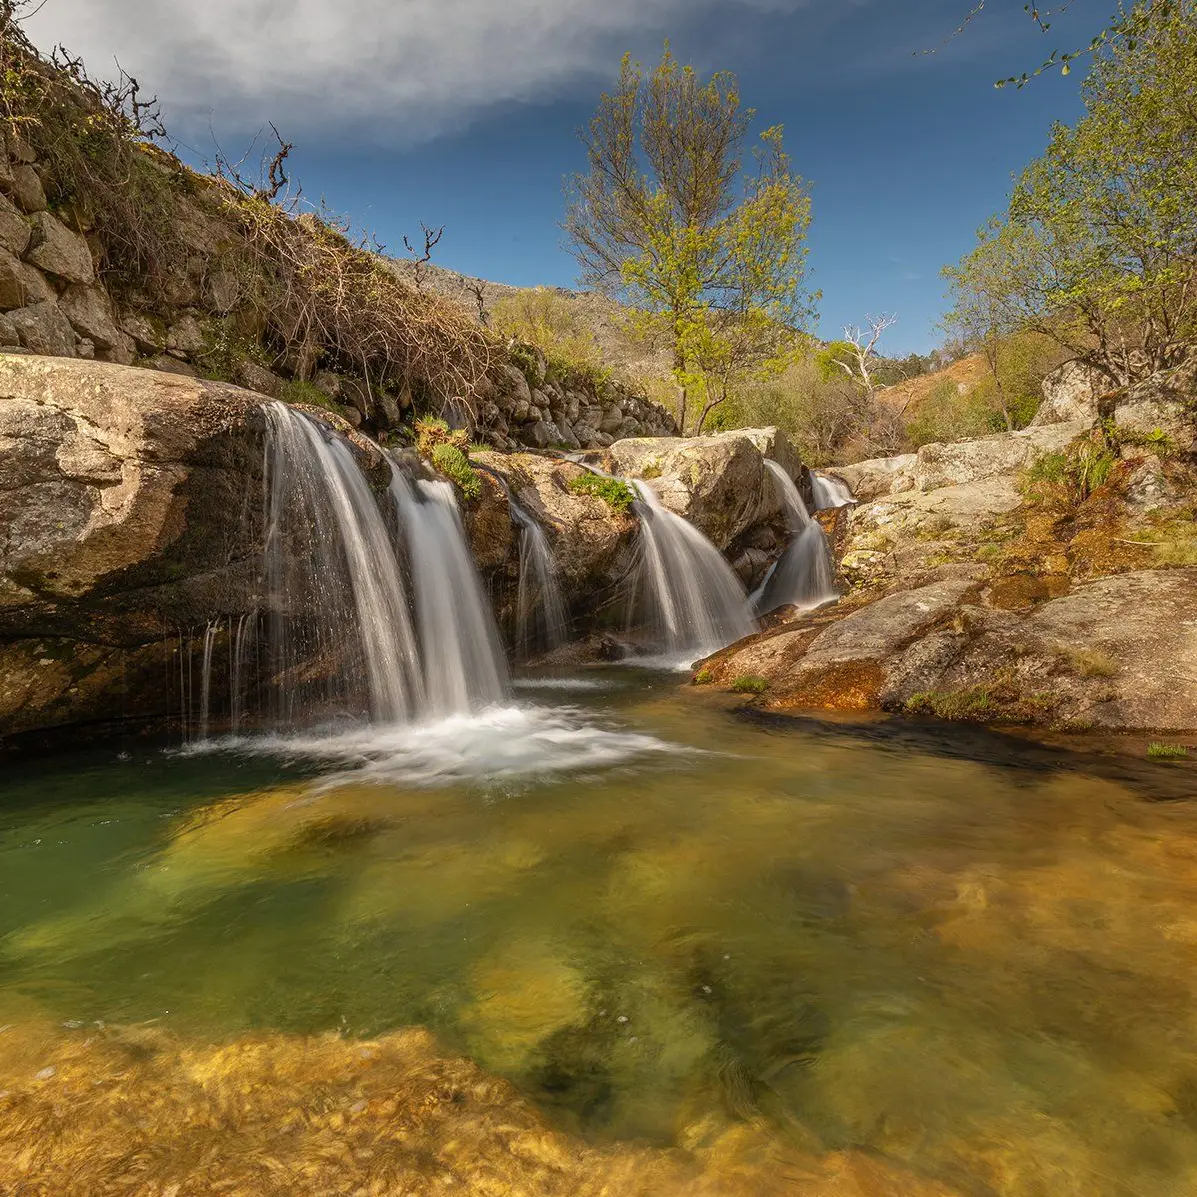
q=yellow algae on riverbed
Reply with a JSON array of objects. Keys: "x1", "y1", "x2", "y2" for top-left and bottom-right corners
[{"x1": 0, "y1": 1019, "x2": 962, "y2": 1196}]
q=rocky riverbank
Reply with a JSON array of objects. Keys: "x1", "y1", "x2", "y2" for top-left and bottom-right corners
[{"x1": 699, "y1": 357, "x2": 1197, "y2": 740}]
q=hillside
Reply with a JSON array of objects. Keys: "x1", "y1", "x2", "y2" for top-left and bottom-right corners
[
  {"x1": 876, "y1": 353, "x2": 990, "y2": 415},
  {"x1": 388, "y1": 260, "x2": 676, "y2": 389}
]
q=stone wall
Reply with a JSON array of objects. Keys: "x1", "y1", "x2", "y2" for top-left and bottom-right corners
[
  {"x1": 0, "y1": 127, "x2": 677, "y2": 452},
  {"x1": 475, "y1": 347, "x2": 676, "y2": 452}
]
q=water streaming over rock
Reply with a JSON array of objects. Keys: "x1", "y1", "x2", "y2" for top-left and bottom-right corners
[
  {"x1": 197, "y1": 621, "x2": 219, "y2": 741},
  {"x1": 510, "y1": 497, "x2": 570, "y2": 660},
  {"x1": 388, "y1": 468, "x2": 510, "y2": 716},
  {"x1": 257, "y1": 402, "x2": 423, "y2": 726},
  {"x1": 810, "y1": 471, "x2": 855, "y2": 510},
  {"x1": 754, "y1": 461, "x2": 838, "y2": 615},
  {"x1": 630, "y1": 480, "x2": 756, "y2": 659}
]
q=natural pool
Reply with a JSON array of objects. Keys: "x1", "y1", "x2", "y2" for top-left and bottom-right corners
[{"x1": 2, "y1": 670, "x2": 1197, "y2": 1195}]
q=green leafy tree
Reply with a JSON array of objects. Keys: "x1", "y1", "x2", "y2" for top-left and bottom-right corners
[
  {"x1": 940, "y1": 0, "x2": 1183, "y2": 87},
  {"x1": 945, "y1": 2, "x2": 1197, "y2": 386},
  {"x1": 563, "y1": 46, "x2": 814, "y2": 433}
]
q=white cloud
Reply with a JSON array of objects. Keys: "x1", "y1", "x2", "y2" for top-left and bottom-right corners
[{"x1": 23, "y1": 0, "x2": 809, "y2": 145}]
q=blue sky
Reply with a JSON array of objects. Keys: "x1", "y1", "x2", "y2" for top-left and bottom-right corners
[{"x1": 27, "y1": 0, "x2": 1102, "y2": 354}]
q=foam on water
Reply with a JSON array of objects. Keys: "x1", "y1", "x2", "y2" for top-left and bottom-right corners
[{"x1": 183, "y1": 704, "x2": 682, "y2": 789}]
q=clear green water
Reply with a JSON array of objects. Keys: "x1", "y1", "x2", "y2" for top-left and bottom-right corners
[{"x1": 3, "y1": 671, "x2": 1197, "y2": 1194}]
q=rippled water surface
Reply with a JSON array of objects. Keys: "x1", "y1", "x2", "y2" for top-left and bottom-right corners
[{"x1": 3, "y1": 670, "x2": 1197, "y2": 1195}]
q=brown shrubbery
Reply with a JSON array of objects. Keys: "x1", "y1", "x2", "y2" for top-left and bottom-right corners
[{"x1": 0, "y1": 1, "x2": 497, "y2": 415}]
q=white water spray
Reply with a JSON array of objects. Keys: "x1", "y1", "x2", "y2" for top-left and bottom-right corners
[
  {"x1": 388, "y1": 469, "x2": 509, "y2": 716},
  {"x1": 754, "y1": 461, "x2": 838, "y2": 615},
  {"x1": 810, "y1": 471, "x2": 855, "y2": 510},
  {"x1": 631, "y1": 479, "x2": 756, "y2": 660}
]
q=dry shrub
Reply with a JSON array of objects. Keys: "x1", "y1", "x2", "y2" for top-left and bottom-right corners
[
  {"x1": 0, "y1": 2, "x2": 498, "y2": 413},
  {"x1": 0, "y1": 2, "x2": 185, "y2": 293},
  {"x1": 225, "y1": 198, "x2": 499, "y2": 410}
]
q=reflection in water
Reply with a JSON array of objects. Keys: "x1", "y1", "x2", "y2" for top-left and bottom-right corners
[{"x1": 2, "y1": 673, "x2": 1197, "y2": 1195}]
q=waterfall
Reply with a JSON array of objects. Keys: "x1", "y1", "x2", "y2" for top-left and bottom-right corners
[
  {"x1": 388, "y1": 468, "x2": 510, "y2": 716},
  {"x1": 197, "y1": 621, "x2": 218, "y2": 741},
  {"x1": 261, "y1": 402, "x2": 423, "y2": 725},
  {"x1": 229, "y1": 613, "x2": 256, "y2": 735},
  {"x1": 631, "y1": 480, "x2": 756, "y2": 658},
  {"x1": 510, "y1": 497, "x2": 570, "y2": 659},
  {"x1": 754, "y1": 461, "x2": 838, "y2": 615},
  {"x1": 810, "y1": 471, "x2": 855, "y2": 510}
]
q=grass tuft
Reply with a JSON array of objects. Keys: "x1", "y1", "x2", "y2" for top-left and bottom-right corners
[
  {"x1": 731, "y1": 675, "x2": 769, "y2": 695},
  {"x1": 568, "y1": 473, "x2": 634, "y2": 515},
  {"x1": 1061, "y1": 647, "x2": 1118, "y2": 678},
  {"x1": 1147, "y1": 742, "x2": 1189, "y2": 761},
  {"x1": 429, "y1": 443, "x2": 482, "y2": 501}
]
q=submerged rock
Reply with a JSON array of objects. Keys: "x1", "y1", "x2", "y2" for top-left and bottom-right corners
[{"x1": 0, "y1": 1017, "x2": 964, "y2": 1196}]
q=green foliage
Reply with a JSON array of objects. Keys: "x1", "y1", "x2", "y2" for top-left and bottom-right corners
[
  {"x1": 905, "y1": 680, "x2": 1060, "y2": 724},
  {"x1": 731, "y1": 675, "x2": 769, "y2": 695},
  {"x1": 493, "y1": 290, "x2": 611, "y2": 386},
  {"x1": 568, "y1": 472, "x2": 635, "y2": 514},
  {"x1": 946, "y1": 4, "x2": 1197, "y2": 384},
  {"x1": 414, "y1": 416, "x2": 469, "y2": 457},
  {"x1": 429, "y1": 443, "x2": 482, "y2": 501},
  {"x1": 1147, "y1": 742, "x2": 1190, "y2": 761},
  {"x1": 906, "y1": 689, "x2": 998, "y2": 721},
  {"x1": 1127, "y1": 515, "x2": 1197, "y2": 566},
  {"x1": 565, "y1": 45, "x2": 815, "y2": 434},
  {"x1": 692, "y1": 668, "x2": 714, "y2": 685},
  {"x1": 506, "y1": 341, "x2": 545, "y2": 390},
  {"x1": 280, "y1": 379, "x2": 338, "y2": 413},
  {"x1": 906, "y1": 380, "x2": 995, "y2": 448},
  {"x1": 1101, "y1": 418, "x2": 1178, "y2": 458},
  {"x1": 1021, "y1": 434, "x2": 1117, "y2": 506},
  {"x1": 718, "y1": 347, "x2": 906, "y2": 465}
]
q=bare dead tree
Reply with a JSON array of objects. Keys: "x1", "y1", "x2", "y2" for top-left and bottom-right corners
[
  {"x1": 467, "y1": 281, "x2": 488, "y2": 325},
  {"x1": 263, "y1": 123, "x2": 293, "y2": 200},
  {"x1": 832, "y1": 314, "x2": 899, "y2": 393},
  {"x1": 403, "y1": 223, "x2": 444, "y2": 290},
  {"x1": 211, "y1": 123, "x2": 298, "y2": 205}
]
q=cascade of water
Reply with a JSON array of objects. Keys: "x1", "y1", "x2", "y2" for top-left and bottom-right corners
[
  {"x1": 197, "y1": 621, "x2": 219, "y2": 741},
  {"x1": 510, "y1": 497, "x2": 570, "y2": 659},
  {"x1": 261, "y1": 402, "x2": 423, "y2": 725},
  {"x1": 754, "y1": 461, "x2": 838, "y2": 615},
  {"x1": 229, "y1": 612, "x2": 256, "y2": 734},
  {"x1": 631, "y1": 479, "x2": 757, "y2": 658},
  {"x1": 388, "y1": 467, "x2": 510, "y2": 716},
  {"x1": 810, "y1": 471, "x2": 855, "y2": 510}
]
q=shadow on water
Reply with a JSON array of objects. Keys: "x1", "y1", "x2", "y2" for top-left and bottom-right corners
[{"x1": 738, "y1": 705, "x2": 1197, "y2": 803}]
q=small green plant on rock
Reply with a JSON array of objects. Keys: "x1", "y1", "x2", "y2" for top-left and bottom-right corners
[
  {"x1": 429, "y1": 443, "x2": 482, "y2": 501},
  {"x1": 1147, "y1": 742, "x2": 1189, "y2": 761},
  {"x1": 568, "y1": 473, "x2": 634, "y2": 515},
  {"x1": 692, "y1": 668, "x2": 714, "y2": 685},
  {"x1": 731, "y1": 675, "x2": 769, "y2": 695},
  {"x1": 414, "y1": 416, "x2": 470, "y2": 457},
  {"x1": 280, "y1": 379, "x2": 338, "y2": 412},
  {"x1": 1022, "y1": 433, "x2": 1117, "y2": 506},
  {"x1": 1061, "y1": 647, "x2": 1117, "y2": 678},
  {"x1": 906, "y1": 688, "x2": 997, "y2": 721}
]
